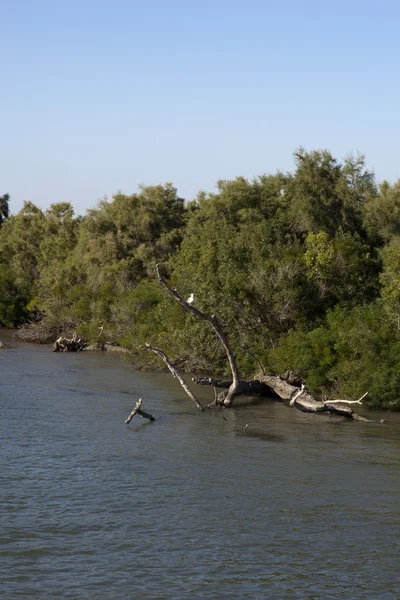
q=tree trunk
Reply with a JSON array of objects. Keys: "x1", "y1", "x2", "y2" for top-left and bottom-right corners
[
  {"x1": 155, "y1": 264, "x2": 240, "y2": 407},
  {"x1": 194, "y1": 373, "x2": 371, "y2": 421}
]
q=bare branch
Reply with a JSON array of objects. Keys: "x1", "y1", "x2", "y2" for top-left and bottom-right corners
[
  {"x1": 218, "y1": 410, "x2": 227, "y2": 421},
  {"x1": 125, "y1": 398, "x2": 155, "y2": 424},
  {"x1": 290, "y1": 383, "x2": 306, "y2": 406},
  {"x1": 324, "y1": 392, "x2": 368, "y2": 406},
  {"x1": 142, "y1": 343, "x2": 204, "y2": 411},
  {"x1": 155, "y1": 264, "x2": 240, "y2": 406}
]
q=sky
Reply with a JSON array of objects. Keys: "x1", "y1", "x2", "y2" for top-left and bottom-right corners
[{"x1": 1, "y1": 0, "x2": 400, "y2": 215}]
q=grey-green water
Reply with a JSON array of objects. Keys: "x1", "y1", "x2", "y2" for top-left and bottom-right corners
[{"x1": 1, "y1": 334, "x2": 400, "y2": 599}]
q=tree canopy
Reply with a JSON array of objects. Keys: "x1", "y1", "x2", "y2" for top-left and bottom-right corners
[{"x1": 2, "y1": 150, "x2": 400, "y2": 409}]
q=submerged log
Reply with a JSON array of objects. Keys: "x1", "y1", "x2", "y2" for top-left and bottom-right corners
[
  {"x1": 125, "y1": 398, "x2": 155, "y2": 424},
  {"x1": 52, "y1": 332, "x2": 88, "y2": 352}
]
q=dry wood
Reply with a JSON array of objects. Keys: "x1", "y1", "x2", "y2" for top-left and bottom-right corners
[
  {"x1": 143, "y1": 343, "x2": 204, "y2": 411},
  {"x1": 155, "y1": 264, "x2": 240, "y2": 407},
  {"x1": 152, "y1": 264, "x2": 375, "y2": 421},
  {"x1": 52, "y1": 332, "x2": 87, "y2": 352},
  {"x1": 323, "y1": 392, "x2": 368, "y2": 406},
  {"x1": 259, "y1": 374, "x2": 370, "y2": 420},
  {"x1": 213, "y1": 386, "x2": 218, "y2": 403},
  {"x1": 289, "y1": 383, "x2": 306, "y2": 406},
  {"x1": 194, "y1": 373, "x2": 372, "y2": 420},
  {"x1": 125, "y1": 398, "x2": 155, "y2": 424}
]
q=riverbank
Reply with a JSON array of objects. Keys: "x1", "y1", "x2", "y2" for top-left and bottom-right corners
[
  {"x1": 4, "y1": 326, "x2": 399, "y2": 414},
  {"x1": 5, "y1": 325, "x2": 128, "y2": 354}
]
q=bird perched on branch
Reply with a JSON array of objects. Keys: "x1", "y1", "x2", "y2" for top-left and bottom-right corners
[{"x1": 187, "y1": 293, "x2": 195, "y2": 304}]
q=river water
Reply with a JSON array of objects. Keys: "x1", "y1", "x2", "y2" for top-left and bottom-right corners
[{"x1": 1, "y1": 334, "x2": 400, "y2": 599}]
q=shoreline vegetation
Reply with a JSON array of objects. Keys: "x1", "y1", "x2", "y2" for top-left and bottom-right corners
[{"x1": 2, "y1": 149, "x2": 400, "y2": 410}]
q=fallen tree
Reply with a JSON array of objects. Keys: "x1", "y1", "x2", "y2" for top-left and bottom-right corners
[
  {"x1": 151, "y1": 264, "x2": 372, "y2": 421},
  {"x1": 195, "y1": 374, "x2": 371, "y2": 421}
]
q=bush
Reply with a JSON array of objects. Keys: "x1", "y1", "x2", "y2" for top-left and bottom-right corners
[{"x1": 270, "y1": 303, "x2": 400, "y2": 409}]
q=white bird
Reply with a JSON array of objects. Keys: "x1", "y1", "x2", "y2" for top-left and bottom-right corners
[{"x1": 187, "y1": 293, "x2": 195, "y2": 304}]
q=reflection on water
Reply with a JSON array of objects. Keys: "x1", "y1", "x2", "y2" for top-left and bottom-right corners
[{"x1": 1, "y1": 334, "x2": 400, "y2": 599}]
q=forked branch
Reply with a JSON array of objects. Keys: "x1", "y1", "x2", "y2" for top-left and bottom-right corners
[
  {"x1": 323, "y1": 392, "x2": 368, "y2": 406},
  {"x1": 125, "y1": 398, "x2": 155, "y2": 423},
  {"x1": 155, "y1": 264, "x2": 240, "y2": 407}
]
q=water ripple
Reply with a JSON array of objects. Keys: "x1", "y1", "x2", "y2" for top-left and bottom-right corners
[{"x1": 1, "y1": 339, "x2": 400, "y2": 598}]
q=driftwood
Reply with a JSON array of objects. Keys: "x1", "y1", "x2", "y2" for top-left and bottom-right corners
[
  {"x1": 52, "y1": 332, "x2": 88, "y2": 352},
  {"x1": 194, "y1": 372, "x2": 371, "y2": 420},
  {"x1": 258, "y1": 374, "x2": 365, "y2": 418},
  {"x1": 142, "y1": 343, "x2": 204, "y2": 411},
  {"x1": 125, "y1": 398, "x2": 155, "y2": 423},
  {"x1": 193, "y1": 373, "x2": 370, "y2": 421},
  {"x1": 155, "y1": 264, "x2": 240, "y2": 407}
]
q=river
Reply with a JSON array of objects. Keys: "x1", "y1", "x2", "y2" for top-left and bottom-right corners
[{"x1": 1, "y1": 333, "x2": 400, "y2": 599}]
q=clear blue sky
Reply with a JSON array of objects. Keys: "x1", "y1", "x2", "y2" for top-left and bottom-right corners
[{"x1": 1, "y1": 0, "x2": 400, "y2": 215}]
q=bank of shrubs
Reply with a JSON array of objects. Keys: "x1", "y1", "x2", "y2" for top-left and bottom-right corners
[{"x1": 2, "y1": 150, "x2": 400, "y2": 409}]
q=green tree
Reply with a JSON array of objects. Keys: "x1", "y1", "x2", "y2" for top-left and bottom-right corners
[
  {"x1": 35, "y1": 184, "x2": 188, "y2": 342},
  {"x1": 363, "y1": 180, "x2": 400, "y2": 243},
  {"x1": 287, "y1": 149, "x2": 375, "y2": 237},
  {"x1": 168, "y1": 175, "x2": 307, "y2": 373},
  {"x1": 0, "y1": 202, "x2": 45, "y2": 297},
  {"x1": 379, "y1": 236, "x2": 400, "y2": 325},
  {"x1": 0, "y1": 193, "x2": 10, "y2": 225},
  {"x1": 304, "y1": 230, "x2": 378, "y2": 306},
  {"x1": 270, "y1": 303, "x2": 400, "y2": 409},
  {"x1": 0, "y1": 201, "x2": 45, "y2": 324}
]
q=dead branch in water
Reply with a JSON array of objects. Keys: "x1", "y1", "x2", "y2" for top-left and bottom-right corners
[
  {"x1": 125, "y1": 398, "x2": 155, "y2": 423},
  {"x1": 142, "y1": 343, "x2": 204, "y2": 411},
  {"x1": 193, "y1": 373, "x2": 373, "y2": 421}
]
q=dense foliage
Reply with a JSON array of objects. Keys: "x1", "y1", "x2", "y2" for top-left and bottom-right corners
[{"x1": 2, "y1": 150, "x2": 400, "y2": 409}]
